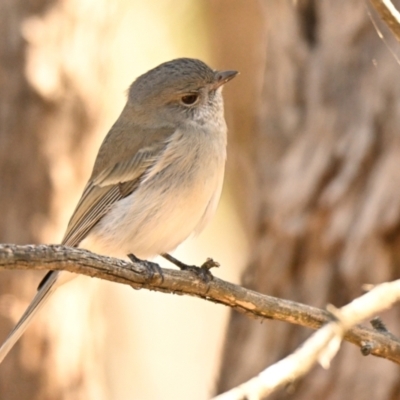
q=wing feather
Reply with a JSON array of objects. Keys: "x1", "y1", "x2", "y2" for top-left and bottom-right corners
[
  {"x1": 62, "y1": 185, "x2": 121, "y2": 247},
  {"x1": 93, "y1": 146, "x2": 162, "y2": 187},
  {"x1": 61, "y1": 126, "x2": 174, "y2": 247},
  {"x1": 39, "y1": 119, "x2": 175, "y2": 293}
]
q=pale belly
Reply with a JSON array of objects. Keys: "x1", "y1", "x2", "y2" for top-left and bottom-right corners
[{"x1": 80, "y1": 162, "x2": 224, "y2": 259}]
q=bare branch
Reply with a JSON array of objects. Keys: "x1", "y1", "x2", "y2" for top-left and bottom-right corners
[
  {"x1": 214, "y1": 321, "x2": 344, "y2": 400},
  {"x1": 370, "y1": 0, "x2": 400, "y2": 42},
  {"x1": 1, "y1": 244, "x2": 400, "y2": 365},
  {"x1": 213, "y1": 281, "x2": 400, "y2": 399}
]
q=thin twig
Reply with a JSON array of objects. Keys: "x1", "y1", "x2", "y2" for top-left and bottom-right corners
[{"x1": 370, "y1": 0, "x2": 400, "y2": 42}]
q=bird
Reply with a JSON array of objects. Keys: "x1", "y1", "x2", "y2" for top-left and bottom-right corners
[{"x1": 0, "y1": 58, "x2": 238, "y2": 363}]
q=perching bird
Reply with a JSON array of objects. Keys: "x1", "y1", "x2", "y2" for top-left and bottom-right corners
[{"x1": 0, "y1": 58, "x2": 238, "y2": 362}]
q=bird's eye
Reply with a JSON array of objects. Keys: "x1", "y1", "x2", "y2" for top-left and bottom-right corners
[{"x1": 181, "y1": 94, "x2": 199, "y2": 105}]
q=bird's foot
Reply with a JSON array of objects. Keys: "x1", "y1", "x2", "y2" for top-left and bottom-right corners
[
  {"x1": 161, "y1": 253, "x2": 219, "y2": 282},
  {"x1": 127, "y1": 253, "x2": 164, "y2": 283}
]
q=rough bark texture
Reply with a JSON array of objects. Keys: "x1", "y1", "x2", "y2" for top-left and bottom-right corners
[{"x1": 210, "y1": 0, "x2": 400, "y2": 398}]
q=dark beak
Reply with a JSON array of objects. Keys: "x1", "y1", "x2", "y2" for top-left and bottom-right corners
[{"x1": 213, "y1": 70, "x2": 239, "y2": 89}]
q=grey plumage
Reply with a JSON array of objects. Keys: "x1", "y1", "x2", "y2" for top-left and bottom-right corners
[{"x1": 0, "y1": 58, "x2": 237, "y2": 363}]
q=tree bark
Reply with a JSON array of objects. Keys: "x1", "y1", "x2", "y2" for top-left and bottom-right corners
[
  {"x1": 0, "y1": 0, "x2": 111, "y2": 398},
  {"x1": 210, "y1": 0, "x2": 400, "y2": 398}
]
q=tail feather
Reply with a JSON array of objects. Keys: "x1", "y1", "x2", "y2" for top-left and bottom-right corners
[{"x1": 0, "y1": 271, "x2": 60, "y2": 363}]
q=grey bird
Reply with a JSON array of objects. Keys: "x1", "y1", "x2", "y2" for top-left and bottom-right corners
[{"x1": 0, "y1": 58, "x2": 238, "y2": 362}]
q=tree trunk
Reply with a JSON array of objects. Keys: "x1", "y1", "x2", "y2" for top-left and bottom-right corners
[
  {"x1": 0, "y1": 0, "x2": 112, "y2": 398},
  {"x1": 210, "y1": 1, "x2": 400, "y2": 398}
]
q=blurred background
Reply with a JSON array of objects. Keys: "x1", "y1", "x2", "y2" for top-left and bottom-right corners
[{"x1": 2, "y1": 0, "x2": 400, "y2": 399}]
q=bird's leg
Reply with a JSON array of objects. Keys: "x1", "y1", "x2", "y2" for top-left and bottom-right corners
[
  {"x1": 127, "y1": 253, "x2": 164, "y2": 283},
  {"x1": 161, "y1": 253, "x2": 219, "y2": 282}
]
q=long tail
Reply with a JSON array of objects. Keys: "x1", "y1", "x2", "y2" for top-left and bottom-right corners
[{"x1": 0, "y1": 271, "x2": 60, "y2": 363}]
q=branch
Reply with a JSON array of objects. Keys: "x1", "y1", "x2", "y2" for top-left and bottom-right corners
[
  {"x1": 370, "y1": 0, "x2": 400, "y2": 42},
  {"x1": 213, "y1": 281, "x2": 400, "y2": 400},
  {"x1": 1, "y1": 244, "x2": 400, "y2": 364}
]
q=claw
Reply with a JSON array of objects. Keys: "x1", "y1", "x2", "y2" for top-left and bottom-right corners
[
  {"x1": 127, "y1": 253, "x2": 164, "y2": 283},
  {"x1": 200, "y1": 257, "x2": 220, "y2": 271},
  {"x1": 161, "y1": 254, "x2": 220, "y2": 282}
]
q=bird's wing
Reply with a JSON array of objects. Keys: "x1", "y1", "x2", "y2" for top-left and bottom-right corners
[
  {"x1": 0, "y1": 145, "x2": 166, "y2": 362},
  {"x1": 62, "y1": 131, "x2": 173, "y2": 247},
  {"x1": 62, "y1": 183, "x2": 125, "y2": 247},
  {"x1": 92, "y1": 144, "x2": 163, "y2": 187}
]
